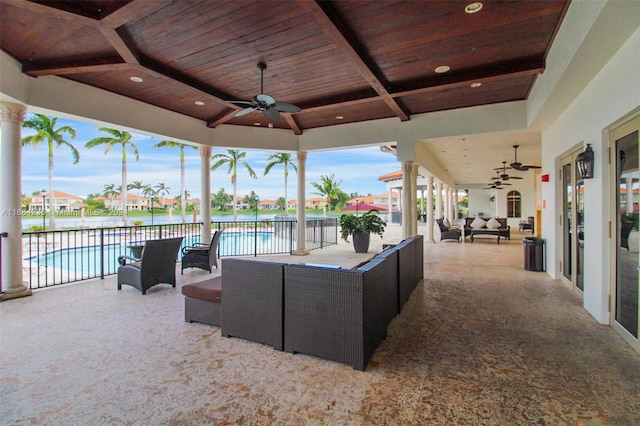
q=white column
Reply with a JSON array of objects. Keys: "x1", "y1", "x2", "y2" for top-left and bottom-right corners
[
  {"x1": 387, "y1": 188, "x2": 393, "y2": 223},
  {"x1": 401, "y1": 161, "x2": 413, "y2": 239},
  {"x1": 446, "y1": 186, "x2": 453, "y2": 223},
  {"x1": 292, "y1": 151, "x2": 309, "y2": 256},
  {"x1": 199, "y1": 146, "x2": 212, "y2": 245},
  {"x1": 426, "y1": 175, "x2": 435, "y2": 243},
  {"x1": 626, "y1": 177, "x2": 633, "y2": 215},
  {"x1": 420, "y1": 188, "x2": 425, "y2": 219},
  {"x1": 0, "y1": 102, "x2": 32, "y2": 300},
  {"x1": 411, "y1": 164, "x2": 419, "y2": 236},
  {"x1": 435, "y1": 181, "x2": 443, "y2": 221}
]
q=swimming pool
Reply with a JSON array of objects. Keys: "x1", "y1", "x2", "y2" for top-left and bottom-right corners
[{"x1": 26, "y1": 231, "x2": 284, "y2": 281}]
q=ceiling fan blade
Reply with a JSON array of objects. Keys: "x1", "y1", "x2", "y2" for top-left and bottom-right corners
[
  {"x1": 235, "y1": 106, "x2": 257, "y2": 117},
  {"x1": 508, "y1": 176, "x2": 523, "y2": 179},
  {"x1": 275, "y1": 102, "x2": 301, "y2": 113},
  {"x1": 263, "y1": 107, "x2": 282, "y2": 122},
  {"x1": 524, "y1": 165, "x2": 542, "y2": 169},
  {"x1": 229, "y1": 100, "x2": 254, "y2": 106}
]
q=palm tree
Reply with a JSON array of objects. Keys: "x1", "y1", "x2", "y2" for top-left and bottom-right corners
[
  {"x1": 264, "y1": 152, "x2": 297, "y2": 216},
  {"x1": 154, "y1": 183, "x2": 170, "y2": 208},
  {"x1": 103, "y1": 184, "x2": 120, "y2": 209},
  {"x1": 85, "y1": 128, "x2": 139, "y2": 225},
  {"x1": 211, "y1": 150, "x2": 257, "y2": 221},
  {"x1": 153, "y1": 140, "x2": 196, "y2": 223},
  {"x1": 311, "y1": 174, "x2": 343, "y2": 214},
  {"x1": 21, "y1": 114, "x2": 79, "y2": 229}
]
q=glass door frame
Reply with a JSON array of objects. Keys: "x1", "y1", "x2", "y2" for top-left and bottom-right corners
[
  {"x1": 609, "y1": 114, "x2": 640, "y2": 353},
  {"x1": 560, "y1": 148, "x2": 585, "y2": 296}
]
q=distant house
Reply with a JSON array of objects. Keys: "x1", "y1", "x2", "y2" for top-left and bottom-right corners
[
  {"x1": 226, "y1": 196, "x2": 249, "y2": 211},
  {"x1": 345, "y1": 192, "x2": 399, "y2": 210},
  {"x1": 259, "y1": 199, "x2": 280, "y2": 210},
  {"x1": 103, "y1": 193, "x2": 146, "y2": 211},
  {"x1": 305, "y1": 197, "x2": 328, "y2": 209},
  {"x1": 29, "y1": 190, "x2": 84, "y2": 212}
]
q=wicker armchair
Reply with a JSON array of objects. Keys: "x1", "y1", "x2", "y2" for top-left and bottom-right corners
[
  {"x1": 117, "y1": 237, "x2": 184, "y2": 295},
  {"x1": 181, "y1": 230, "x2": 224, "y2": 274}
]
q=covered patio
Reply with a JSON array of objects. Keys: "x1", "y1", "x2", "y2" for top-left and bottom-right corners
[{"x1": 2, "y1": 224, "x2": 639, "y2": 424}]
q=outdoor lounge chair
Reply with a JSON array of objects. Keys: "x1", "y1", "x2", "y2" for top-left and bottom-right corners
[
  {"x1": 117, "y1": 237, "x2": 183, "y2": 295},
  {"x1": 435, "y1": 218, "x2": 461, "y2": 242},
  {"x1": 181, "y1": 230, "x2": 224, "y2": 274}
]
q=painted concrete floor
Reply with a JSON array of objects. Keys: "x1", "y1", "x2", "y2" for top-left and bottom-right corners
[{"x1": 2, "y1": 225, "x2": 639, "y2": 425}]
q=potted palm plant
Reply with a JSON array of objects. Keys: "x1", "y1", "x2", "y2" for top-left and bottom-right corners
[{"x1": 339, "y1": 209, "x2": 386, "y2": 253}]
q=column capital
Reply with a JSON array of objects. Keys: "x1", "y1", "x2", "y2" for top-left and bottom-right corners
[
  {"x1": 427, "y1": 175, "x2": 434, "y2": 184},
  {"x1": 297, "y1": 151, "x2": 307, "y2": 162},
  {"x1": 0, "y1": 102, "x2": 27, "y2": 123},
  {"x1": 402, "y1": 160, "x2": 413, "y2": 172},
  {"x1": 199, "y1": 145, "x2": 212, "y2": 158}
]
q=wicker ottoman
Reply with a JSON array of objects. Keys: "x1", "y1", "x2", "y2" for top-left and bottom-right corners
[{"x1": 182, "y1": 276, "x2": 222, "y2": 326}]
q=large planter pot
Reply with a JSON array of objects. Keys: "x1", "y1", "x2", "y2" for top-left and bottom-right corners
[{"x1": 352, "y1": 231, "x2": 371, "y2": 253}]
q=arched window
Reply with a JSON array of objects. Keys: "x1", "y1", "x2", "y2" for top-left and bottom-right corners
[{"x1": 507, "y1": 191, "x2": 521, "y2": 218}]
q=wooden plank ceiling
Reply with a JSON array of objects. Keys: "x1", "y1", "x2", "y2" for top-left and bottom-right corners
[{"x1": 1, "y1": 0, "x2": 569, "y2": 135}]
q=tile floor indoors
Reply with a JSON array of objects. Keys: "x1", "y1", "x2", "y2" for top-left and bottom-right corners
[{"x1": 1, "y1": 224, "x2": 639, "y2": 425}]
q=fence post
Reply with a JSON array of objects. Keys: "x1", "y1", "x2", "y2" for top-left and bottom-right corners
[{"x1": 99, "y1": 228, "x2": 105, "y2": 279}]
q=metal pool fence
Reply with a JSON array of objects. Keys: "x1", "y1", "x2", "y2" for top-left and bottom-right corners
[{"x1": 16, "y1": 218, "x2": 337, "y2": 290}]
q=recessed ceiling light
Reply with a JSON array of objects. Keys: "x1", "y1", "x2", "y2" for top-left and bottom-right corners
[
  {"x1": 194, "y1": 101, "x2": 205, "y2": 106},
  {"x1": 254, "y1": 122, "x2": 261, "y2": 126},
  {"x1": 435, "y1": 65, "x2": 450, "y2": 74},
  {"x1": 465, "y1": 2, "x2": 483, "y2": 14},
  {"x1": 268, "y1": 123, "x2": 273, "y2": 128},
  {"x1": 129, "y1": 76, "x2": 143, "y2": 83},
  {"x1": 470, "y1": 82, "x2": 482, "y2": 88},
  {"x1": 336, "y1": 116, "x2": 344, "y2": 120}
]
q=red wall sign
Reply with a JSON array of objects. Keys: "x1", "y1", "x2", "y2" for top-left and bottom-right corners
[{"x1": 541, "y1": 174, "x2": 550, "y2": 182}]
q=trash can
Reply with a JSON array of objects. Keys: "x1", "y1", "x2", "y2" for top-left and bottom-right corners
[{"x1": 523, "y1": 237, "x2": 545, "y2": 271}]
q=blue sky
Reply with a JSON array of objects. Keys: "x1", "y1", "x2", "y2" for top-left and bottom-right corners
[{"x1": 20, "y1": 116, "x2": 400, "y2": 201}]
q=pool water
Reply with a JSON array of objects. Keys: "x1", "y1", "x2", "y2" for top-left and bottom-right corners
[{"x1": 27, "y1": 232, "x2": 279, "y2": 278}]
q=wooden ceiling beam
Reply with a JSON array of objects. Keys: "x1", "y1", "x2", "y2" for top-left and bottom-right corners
[
  {"x1": 299, "y1": 0, "x2": 410, "y2": 122},
  {"x1": 22, "y1": 57, "x2": 128, "y2": 76},
  {"x1": 283, "y1": 114, "x2": 302, "y2": 135},
  {"x1": 207, "y1": 110, "x2": 240, "y2": 128}
]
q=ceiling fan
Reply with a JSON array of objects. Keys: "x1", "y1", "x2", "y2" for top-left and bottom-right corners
[
  {"x1": 493, "y1": 161, "x2": 523, "y2": 181},
  {"x1": 230, "y1": 62, "x2": 301, "y2": 122},
  {"x1": 510, "y1": 145, "x2": 541, "y2": 171},
  {"x1": 483, "y1": 171, "x2": 512, "y2": 190}
]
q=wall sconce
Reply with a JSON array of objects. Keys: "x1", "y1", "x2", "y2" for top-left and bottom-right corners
[{"x1": 576, "y1": 144, "x2": 594, "y2": 179}]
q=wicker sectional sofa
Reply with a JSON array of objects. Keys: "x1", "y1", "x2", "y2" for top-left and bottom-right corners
[{"x1": 213, "y1": 235, "x2": 424, "y2": 371}]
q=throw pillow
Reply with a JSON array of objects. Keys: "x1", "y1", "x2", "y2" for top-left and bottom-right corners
[
  {"x1": 486, "y1": 217, "x2": 502, "y2": 230},
  {"x1": 444, "y1": 218, "x2": 451, "y2": 228},
  {"x1": 470, "y1": 217, "x2": 486, "y2": 229},
  {"x1": 436, "y1": 219, "x2": 449, "y2": 232}
]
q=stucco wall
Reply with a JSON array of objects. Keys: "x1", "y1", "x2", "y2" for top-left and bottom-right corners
[{"x1": 541, "y1": 27, "x2": 640, "y2": 324}]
